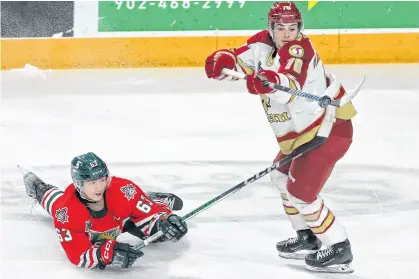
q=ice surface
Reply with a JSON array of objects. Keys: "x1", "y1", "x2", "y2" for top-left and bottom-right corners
[{"x1": 1, "y1": 64, "x2": 419, "y2": 279}]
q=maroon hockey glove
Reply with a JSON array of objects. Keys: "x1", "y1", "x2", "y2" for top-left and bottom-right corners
[
  {"x1": 205, "y1": 49, "x2": 237, "y2": 80},
  {"x1": 246, "y1": 70, "x2": 281, "y2": 95}
]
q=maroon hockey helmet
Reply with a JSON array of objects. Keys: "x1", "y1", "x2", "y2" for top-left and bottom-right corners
[
  {"x1": 268, "y1": 2, "x2": 302, "y2": 24},
  {"x1": 267, "y1": 2, "x2": 303, "y2": 41}
]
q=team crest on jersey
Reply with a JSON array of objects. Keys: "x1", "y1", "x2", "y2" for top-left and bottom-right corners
[
  {"x1": 55, "y1": 207, "x2": 69, "y2": 224},
  {"x1": 120, "y1": 184, "x2": 137, "y2": 201},
  {"x1": 289, "y1": 45, "x2": 304, "y2": 58},
  {"x1": 86, "y1": 226, "x2": 122, "y2": 242}
]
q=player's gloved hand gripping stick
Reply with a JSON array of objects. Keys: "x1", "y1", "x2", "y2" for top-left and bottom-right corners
[{"x1": 221, "y1": 68, "x2": 365, "y2": 109}]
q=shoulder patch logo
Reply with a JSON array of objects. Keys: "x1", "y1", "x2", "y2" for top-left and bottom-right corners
[
  {"x1": 55, "y1": 207, "x2": 69, "y2": 224},
  {"x1": 289, "y1": 45, "x2": 304, "y2": 58},
  {"x1": 120, "y1": 184, "x2": 137, "y2": 201}
]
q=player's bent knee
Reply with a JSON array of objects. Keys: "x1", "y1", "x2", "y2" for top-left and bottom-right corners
[
  {"x1": 288, "y1": 192, "x2": 322, "y2": 212},
  {"x1": 270, "y1": 170, "x2": 288, "y2": 192},
  {"x1": 287, "y1": 185, "x2": 319, "y2": 203}
]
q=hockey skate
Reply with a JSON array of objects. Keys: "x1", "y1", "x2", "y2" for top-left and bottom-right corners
[
  {"x1": 146, "y1": 191, "x2": 183, "y2": 211},
  {"x1": 305, "y1": 239, "x2": 354, "y2": 273},
  {"x1": 276, "y1": 229, "x2": 322, "y2": 259},
  {"x1": 19, "y1": 166, "x2": 53, "y2": 203}
]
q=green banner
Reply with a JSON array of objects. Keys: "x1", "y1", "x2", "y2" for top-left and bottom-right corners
[{"x1": 98, "y1": 1, "x2": 419, "y2": 32}]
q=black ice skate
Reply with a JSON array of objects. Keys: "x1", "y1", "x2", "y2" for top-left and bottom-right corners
[
  {"x1": 147, "y1": 191, "x2": 183, "y2": 211},
  {"x1": 276, "y1": 229, "x2": 322, "y2": 259},
  {"x1": 305, "y1": 239, "x2": 354, "y2": 273},
  {"x1": 19, "y1": 166, "x2": 54, "y2": 204}
]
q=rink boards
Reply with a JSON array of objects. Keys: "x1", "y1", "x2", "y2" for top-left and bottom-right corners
[
  {"x1": 2, "y1": 31, "x2": 419, "y2": 70},
  {"x1": 1, "y1": 1, "x2": 419, "y2": 69}
]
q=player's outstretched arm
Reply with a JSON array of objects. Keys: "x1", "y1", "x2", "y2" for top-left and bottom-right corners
[{"x1": 204, "y1": 31, "x2": 274, "y2": 81}]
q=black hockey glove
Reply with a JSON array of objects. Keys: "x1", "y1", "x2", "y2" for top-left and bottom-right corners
[
  {"x1": 156, "y1": 214, "x2": 188, "y2": 242},
  {"x1": 97, "y1": 239, "x2": 144, "y2": 269}
]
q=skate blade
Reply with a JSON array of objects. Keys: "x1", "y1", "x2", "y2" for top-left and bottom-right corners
[
  {"x1": 305, "y1": 263, "x2": 354, "y2": 273},
  {"x1": 17, "y1": 165, "x2": 30, "y2": 176},
  {"x1": 278, "y1": 250, "x2": 318, "y2": 260}
]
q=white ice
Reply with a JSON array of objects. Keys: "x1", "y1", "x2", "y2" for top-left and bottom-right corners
[{"x1": 1, "y1": 64, "x2": 419, "y2": 279}]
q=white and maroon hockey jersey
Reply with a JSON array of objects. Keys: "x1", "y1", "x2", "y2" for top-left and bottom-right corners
[{"x1": 232, "y1": 30, "x2": 357, "y2": 154}]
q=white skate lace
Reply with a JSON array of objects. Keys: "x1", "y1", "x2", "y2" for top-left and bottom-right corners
[
  {"x1": 317, "y1": 247, "x2": 334, "y2": 260},
  {"x1": 285, "y1": 237, "x2": 299, "y2": 245},
  {"x1": 163, "y1": 197, "x2": 175, "y2": 209}
]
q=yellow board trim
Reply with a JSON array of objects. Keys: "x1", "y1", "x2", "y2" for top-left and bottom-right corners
[{"x1": 1, "y1": 33, "x2": 418, "y2": 70}]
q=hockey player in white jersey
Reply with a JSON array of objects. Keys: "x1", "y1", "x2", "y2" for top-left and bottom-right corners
[{"x1": 205, "y1": 1, "x2": 357, "y2": 273}]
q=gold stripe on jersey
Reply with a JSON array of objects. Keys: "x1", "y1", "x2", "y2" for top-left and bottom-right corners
[
  {"x1": 279, "y1": 125, "x2": 320, "y2": 155},
  {"x1": 237, "y1": 57, "x2": 254, "y2": 75},
  {"x1": 285, "y1": 74, "x2": 301, "y2": 90},
  {"x1": 332, "y1": 85, "x2": 357, "y2": 120},
  {"x1": 287, "y1": 95, "x2": 297, "y2": 103},
  {"x1": 285, "y1": 74, "x2": 299, "y2": 104},
  {"x1": 286, "y1": 76, "x2": 297, "y2": 89},
  {"x1": 265, "y1": 48, "x2": 276, "y2": 67},
  {"x1": 336, "y1": 101, "x2": 357, "y2": 120}
]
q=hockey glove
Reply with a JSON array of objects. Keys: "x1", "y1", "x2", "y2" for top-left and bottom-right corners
[
  {"x1": 97, "y1": 239, "x2": 144, "y2": 269},
  {"x1": 246, "y1": 70, "x2": 281, "y2": 95},
  {"x1": 205, "y1": 49, "x2": 237, "y2": 80},
  {"x1": 156, "y1": 214, "x2": 188, "y2": 242}
]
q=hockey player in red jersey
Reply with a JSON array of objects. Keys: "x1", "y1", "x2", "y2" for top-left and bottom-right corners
[
  {"x1": 205, "y1": 1, "x2": 356, "y2": 273},
  {"x1": 22, "y1": 152, "x2": 187, "y2": 269}
]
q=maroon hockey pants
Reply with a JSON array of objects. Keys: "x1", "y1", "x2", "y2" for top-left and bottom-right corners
[{"x1": 275, "y1": 119, "x2": 353, "y2": 203}]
